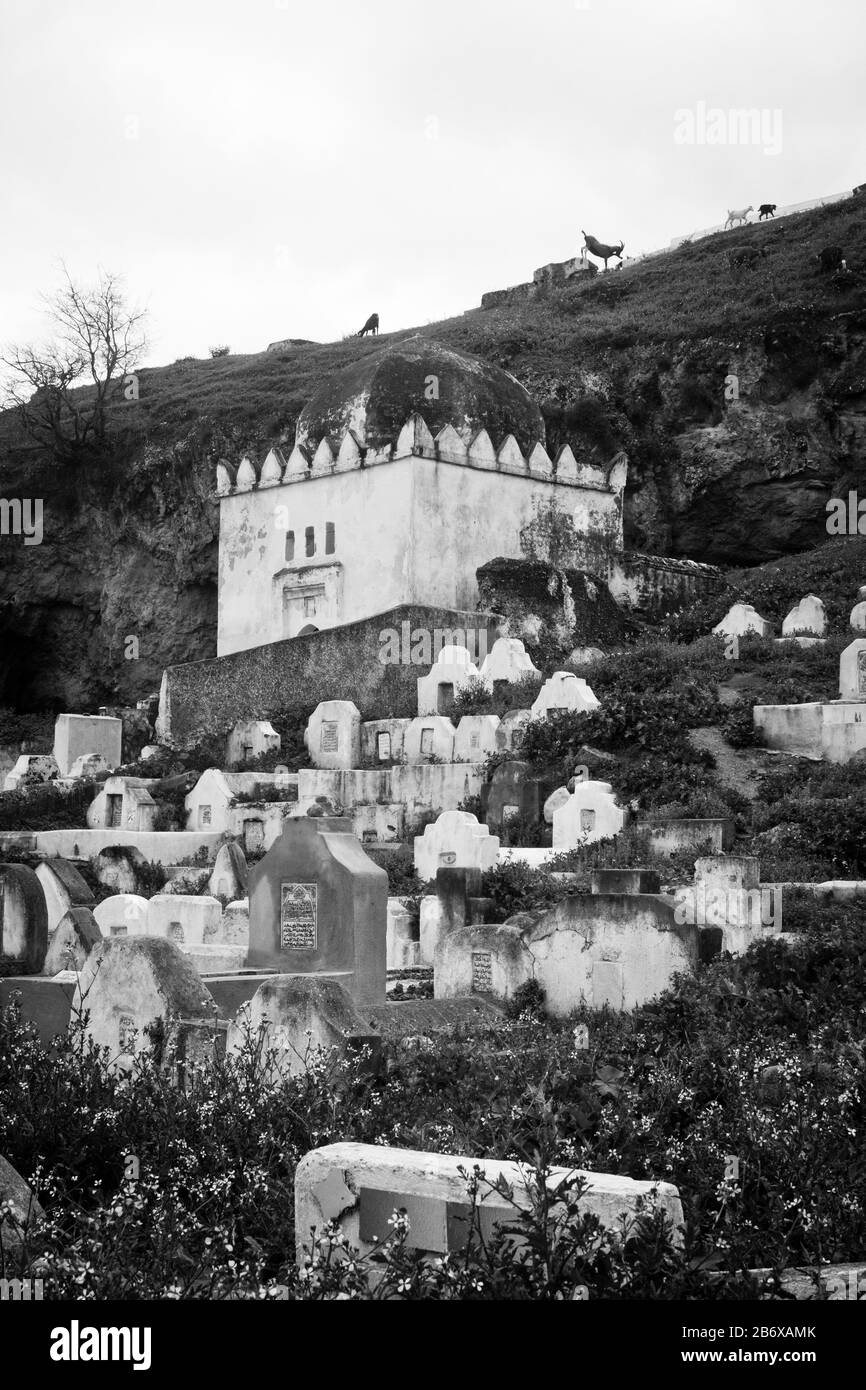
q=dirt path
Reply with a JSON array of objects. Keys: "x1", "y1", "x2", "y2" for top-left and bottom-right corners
[{"x1": 688, "y1": 726, "x2": 770, "y2": 801}]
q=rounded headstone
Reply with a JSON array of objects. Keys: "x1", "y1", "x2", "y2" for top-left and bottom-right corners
[
  {"x1": 712, "y1": 603, "x2": 773, "y2": 640},
  {"x1": 208, "y1": 842, "x2": 248, "y2": 903},
  {"x1": 93, "y1": 845, "x2": 150, "y2": 895},
  {"x1": 781, "y1": 594, "x2": 826, "y2": 637},
  {"x1": 850, "y1": 601, "x2": 866, "y2": 633},
  {"x1": 226, "y1": 975, "x2": 381, "y2": 1081},
  {"x1": 43, "y1": 906, "x2": 102, "y2": 976},
  {"x1": 0, "y1": 863, "x2": 49, "y2": 975},
  {"x1": 543, "y1": 787, "x2": 571, "y2": 824},
  {"x1": 73, "y1": 936, "x2": 217, "y2": 1071}
]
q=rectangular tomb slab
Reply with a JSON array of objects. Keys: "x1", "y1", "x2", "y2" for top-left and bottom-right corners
[
  {"x1": 294, "y1": 1142, "x2": 684, "y2": 1269},
  {"x1": 591, "y1": 868, "x2": 661, "y2": 896},
  {"x1": 53, "y1": 714, "x2": 123, "y2": 777},
  {"x1": 247, "y1": 817, "x2": 388, "y2": 1006}
]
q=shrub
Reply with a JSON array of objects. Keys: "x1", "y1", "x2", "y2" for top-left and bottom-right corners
[
  {"x1": 0, "y1": 781, "x2": 93, "y2": 831},
  {"x1": 504, "y1": 978, "x2": 547, "y2": 1020},
  {"x1": 0, "y1": 707, "x2": 55, "y2": 751},
  {"x1": 3, "y1": 889, "x2": 865, "y2": 1294},
  {"x1": 480, "y1": 860, "x2": 577, "y2": 920},
  {"x1": 451, "y1": 673, "x2": 542, "y2": 717}
]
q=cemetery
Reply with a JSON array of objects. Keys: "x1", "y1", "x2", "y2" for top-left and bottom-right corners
[{"x1": 3, "y1": 226, "x2": 866, "y2": 1311}]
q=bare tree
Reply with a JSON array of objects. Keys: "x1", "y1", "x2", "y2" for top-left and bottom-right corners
[{"x1": 1, "y1": 267, "x2": 148, "y2": 461}]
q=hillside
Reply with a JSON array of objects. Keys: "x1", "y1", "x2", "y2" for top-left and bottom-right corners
[{"x1": 1, "y1": 194, "x2": 865, "y2": 711}]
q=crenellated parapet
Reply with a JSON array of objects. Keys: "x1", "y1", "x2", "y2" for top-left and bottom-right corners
[{"x1": 215, "y1": 415, "x2": 627, "y2": 499}]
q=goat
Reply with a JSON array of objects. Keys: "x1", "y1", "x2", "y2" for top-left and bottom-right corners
[
  {"x1": 581, "y1": 230, "x2": 625, "y2": 271},
  {"x1": 758, "y1": 203, "x2": 776, "y2": 220},
  {"x1": 817, "y1": 245, "x2": 844, "y2": 273},
  {"x1": 724, "y1": 205, "x2": 753, "y2": 229},
  {"x1": 357, "y1": 312, "x2": 379, "y2": 337}
]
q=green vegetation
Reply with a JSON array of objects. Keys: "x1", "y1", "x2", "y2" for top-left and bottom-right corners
[{"x1": 2, "y1": 893, "x2": 864, "y2": 1296}]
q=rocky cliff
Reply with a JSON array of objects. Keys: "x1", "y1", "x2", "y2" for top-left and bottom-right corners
[{"x1": 1, "y1": 194, "x2": 864, "y2": 710}]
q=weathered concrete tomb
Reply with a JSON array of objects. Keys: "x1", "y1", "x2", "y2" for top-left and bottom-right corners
[
  {"x1": 294, "y1": 1142, "x2": 683, "y2": 1268},
  {"x1": 247, "y1": 816, "x2": 387, "y2": 1005}
]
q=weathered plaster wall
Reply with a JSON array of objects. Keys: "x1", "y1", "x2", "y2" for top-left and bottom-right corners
[
  {"x1": 217, "y1": 456, "x2": 622, "y2": 655},
  {"x1": 218, "y1": 462, "x2": 414, "y2": 656},
  {"x1": 159, "y1": 604, "x2": 502, "y2": 748},
  {"x1": 408, "y1": 458, "x2": 622, "y2": 613}
]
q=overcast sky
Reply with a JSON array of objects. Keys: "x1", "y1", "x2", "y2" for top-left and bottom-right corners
[{"x1": 2, "y1": 0, "x2": 864, "y2": 365}]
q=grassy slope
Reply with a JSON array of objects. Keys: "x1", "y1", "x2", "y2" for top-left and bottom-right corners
[{"x1": 3, "y1": 192, "x2": 863, "y2": 467}]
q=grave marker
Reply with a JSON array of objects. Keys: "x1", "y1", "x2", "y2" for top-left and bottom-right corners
[
  {"x1": 0, "y1": 864, "x2": 48, "y2": 976},
  {"x1": 247, "y1": 817, "x2": 387, "y2": 1005},
  {"x1": 305, "y1": 702, "x2": 361, "y2": 770}
]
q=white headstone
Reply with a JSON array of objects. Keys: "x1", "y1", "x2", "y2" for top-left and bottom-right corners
[
  {"x1": 479, "y1": 637, "x2": 541, "y2": 687},
  {"x1": 92, "y1": 893, "x2": 148, "y2": 938},
  {"x1": 414, "y1": 810, "x2": 499, "y2": 883},
  {"x1": 417, "y1": 645, "x2": 478, "y2": 716},
  {"x1": 217, "y1": 899, "x2": 250, "y2": 951},
  {"x1": 53, "y1": 714, "x2": 122, "y2": 777},
  {"x1": 494, "y1": 710, "x2": 533, "y2": 753},
  {"x1": 531, "y1": 672, "x2": 601, "y2": 718},
  {"x1": 146, "y1": 895, "x2": 223, "y2": 947},
  {"x1": 360, "y1": 719, "x2": 409, "y2": 765},
  {"x1": 294, "y1": 1143, "x2": 683, "y2": 1269},
  {"x1": 208, "y1": 842, "x2": 248, "y2": 903},
  {"x1": 403, "y1": 717, "x2": 455, "y2": 764},
  {"x1": 543, "y1": 786, "x2": 571, "y2": 824},
  {"x1": 712, "y1": 603, "x2": 772, "y2": 640},
  {"x1": 782, "y1": 595, "x2": 826, "y2": 637},
  {"x1": 552, "y1": 780, "x2": 626, "y2": 849},
  {"x1": 225, "y1": 720, "x2": 281, "y2": 767},
  {"x1": 850, "y1": 602, "x2": 866, "y2": 633},
  {"x1": 453, "y1": 715, "x2": 500, "y2": 762},
  {"x1": 386, "y1": 898, "x2": 419, "y2": 970},
  {"x1": 305, "y1": 701, "x2": 361, "y2": 770},
  {"x1": 839, "y1": 639, "x2": 866, "y2": 700}
]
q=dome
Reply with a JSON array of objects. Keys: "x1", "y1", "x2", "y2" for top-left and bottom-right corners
[{"x1": 295, "y1": 336, "x2": 545, "y2": 454}]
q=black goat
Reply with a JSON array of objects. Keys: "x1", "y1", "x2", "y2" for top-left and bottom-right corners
[
  {"x1": 758, "y1": 203, "x2": 776, "y2": 220},
  {"x1": 817, "y1": 246, "x2": 844, "y2": 273},
  {"x1": 358, "y1": 313, "x2": 379, "y2": 337}
]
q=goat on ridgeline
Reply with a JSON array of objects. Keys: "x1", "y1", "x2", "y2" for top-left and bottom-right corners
[
  {"x1": 581, "y1": 230, "x2": 625, "y2": 271},
  {"x1": 357, "y1": 312, "x2": 379, "y2": 337},
  {"x1": 758, "y1": 203, "x2": 777, "y2": 220},
  {"x1": 724, "y1": 205, "x2": 753, "y2": 229}
]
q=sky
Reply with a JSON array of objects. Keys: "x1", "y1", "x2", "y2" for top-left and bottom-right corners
[{"x1": 1, "y1": 0, "x2": 864, "y2": 366}]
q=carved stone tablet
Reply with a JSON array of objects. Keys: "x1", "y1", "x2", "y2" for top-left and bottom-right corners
[
  {"x1": 280, "y1": 882, "x2": 318, "y2": 950},
  {"x1": 320, "y1": 722, "x2": 339, "y2": 753},
  {"x1": 471, "y1": 950, "x2": 492, "y2": 993}
]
